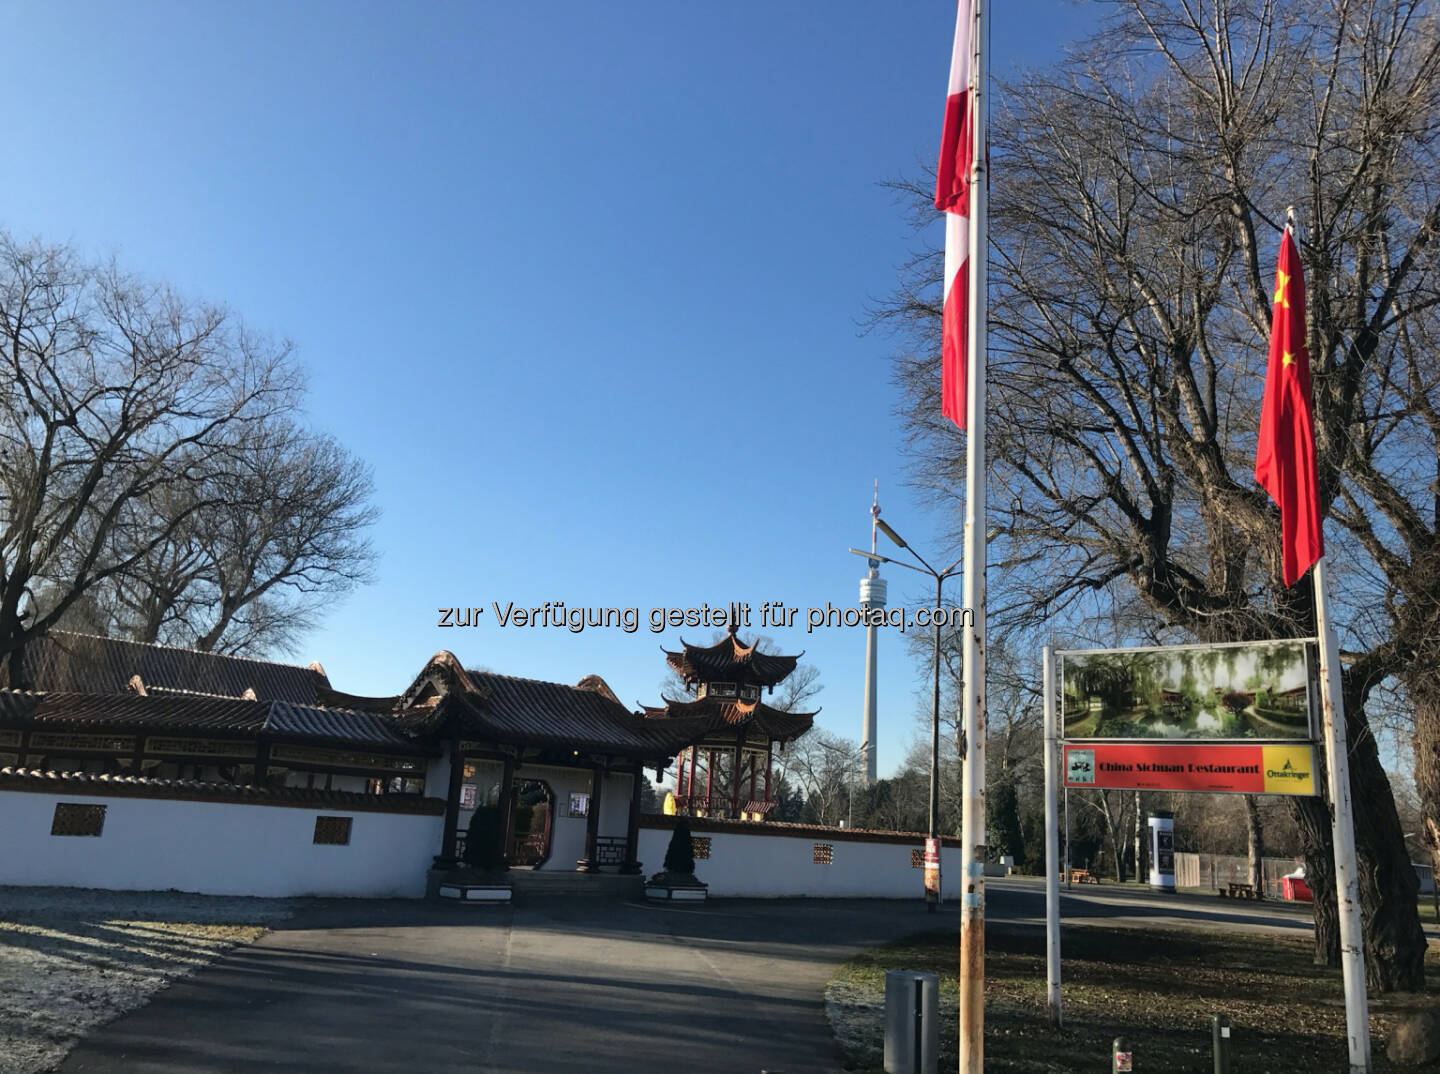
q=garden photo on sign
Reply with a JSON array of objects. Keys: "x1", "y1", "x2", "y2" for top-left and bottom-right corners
[{"x1": 1060, "y1": 641, "x2": 1314, "y2": 741}]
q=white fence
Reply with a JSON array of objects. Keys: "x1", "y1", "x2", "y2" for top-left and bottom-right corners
[
  {"x1": 638, "y1": 817, "x2": 967, "y2": 898},
  {"x1": 0, "y1": 781, "x2": 445, "y2": 899}
]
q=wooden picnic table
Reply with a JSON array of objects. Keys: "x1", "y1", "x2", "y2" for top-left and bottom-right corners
[{"x1": 1219, "y1": 882, "x2": 1262, "y2": 900}]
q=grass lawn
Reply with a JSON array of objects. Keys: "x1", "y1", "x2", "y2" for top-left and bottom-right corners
[{"x1": 826, "y1": 925, "x2": 1440, "y2": 1073}]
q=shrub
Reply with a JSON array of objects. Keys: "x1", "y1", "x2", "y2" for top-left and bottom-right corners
[
  {"x1": 463, "y1": 805, "x2": 505, "y2": 872},
  {"x1": 663, "y1": 818, "x2": 696, "y2": 876}
]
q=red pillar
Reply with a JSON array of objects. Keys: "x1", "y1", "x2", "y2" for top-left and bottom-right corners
[
  {"x1": 688, "y1": 746, "x2": 699, "y2": 802},
  {"x1": 730, "y1": 734, "x2": 743, "y2": 819},
  {"x1": 764, "y1": 745, "x2": 772, "y2": 804},
  {"x1": 704, "y1": 750, "x2": 714, "y2": 813}
]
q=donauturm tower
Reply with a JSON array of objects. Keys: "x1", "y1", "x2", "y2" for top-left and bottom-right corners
[{"x1": 859, "y1": 484, "x2": 886, "y2": 785}]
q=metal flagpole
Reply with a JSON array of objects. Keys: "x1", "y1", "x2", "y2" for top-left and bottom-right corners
[
  {"x1": 1042, "y1": 646, "x2": 1061, "y2": 1028},
  {"x1": 1289, "y1": 208, "x2": 1368, "y2": 1072},
  {"x1": 1314, "y1": 557, "x2": 1370, "y2": 1071},
  {"x1": 957, "y1": 0, "x2": 988, "y2": 1068}
]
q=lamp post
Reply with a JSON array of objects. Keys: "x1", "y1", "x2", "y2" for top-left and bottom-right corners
[{"x1": 849, "y1": 524, "x2": 962, "y2": 911}]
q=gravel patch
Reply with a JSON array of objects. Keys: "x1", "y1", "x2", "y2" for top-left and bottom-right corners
[
  {"x1": 824, "y1": 975, "x2": 886, "y2": 1069},
  {"x1": 0, "y1": 887, "x2": 293, "y2": 1074}
]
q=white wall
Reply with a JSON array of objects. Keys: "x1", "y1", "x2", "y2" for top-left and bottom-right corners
[
  {"x1": 637, "y1": 823, "x2": 967, "y2": 898},
  {"x1": 0, "y1": 789, "x2": 443, "y2": 899}
]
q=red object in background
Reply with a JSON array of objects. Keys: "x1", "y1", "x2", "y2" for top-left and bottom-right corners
[{"x1": 1283, "y1": 876, "x2": 1313, "y2": 902}]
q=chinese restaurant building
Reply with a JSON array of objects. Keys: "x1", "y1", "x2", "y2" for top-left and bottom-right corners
[{"x1": 0, "y1": 629, "x2": 817, "y2": 897}]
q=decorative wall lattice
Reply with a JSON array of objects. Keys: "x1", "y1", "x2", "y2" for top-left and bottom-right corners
[
  {"x1": 51, "y1": 803, "x2": 106, "y2": 837},
  {"x1": 692, "y1": 836, "x2": 711, "y2": 860},
  {"x1": 274, "y1": 745, "x2": 422, "y2": 773},
  {"x1": 911, "y1": 848, "x2": 925, "y2": 869},
  {"x1": 813, "y1": 843, "x2": 834, "y2": 865},
  {"x1": 145, "y1": 737, "x2": 254, "y2": 758},
  {"x1": 313, "y1": 815, "x2": 353, "y2": 845},
  {"x1": 31, "y1": 733, "x2": 134, "y2": 753}
]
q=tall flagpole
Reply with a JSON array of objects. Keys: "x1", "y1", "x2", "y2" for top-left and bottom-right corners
[
  {"x1": 957, "y1": 0, "x2": 988, "y2": 1069},
  {"x1": 1314, "y1": 556, "x2": 1371, "y2": 1072},
  {"x1": 1289, "y1": 207, "x2": 1369, "y2": 1072}
]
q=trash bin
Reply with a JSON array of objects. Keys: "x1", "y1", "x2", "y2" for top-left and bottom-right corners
[{"x1": 884, "y1": 971, "x2": 938, "y2": 1074}]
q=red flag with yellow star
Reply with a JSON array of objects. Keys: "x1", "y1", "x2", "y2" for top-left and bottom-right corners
[{"x1": 1255, "y1": 227, "x2": 1324, "y2": 586}]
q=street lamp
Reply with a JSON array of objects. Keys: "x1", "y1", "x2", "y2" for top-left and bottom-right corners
[{"x1": 849, "y1": 525, "x2": 962, "y2": 912}]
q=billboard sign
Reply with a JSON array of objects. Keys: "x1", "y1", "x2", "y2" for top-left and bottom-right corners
[
  {"x1": 1060, "y1": 639, "x2": 1314, "y2": 742},
  {"x1": 1063, "y1": 742, "x2": 1317, "y2": 796}
]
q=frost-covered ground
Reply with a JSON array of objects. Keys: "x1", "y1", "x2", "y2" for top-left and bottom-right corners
[{"x1": 0, "y1": 887, "x2": 292, "y2": 1074}]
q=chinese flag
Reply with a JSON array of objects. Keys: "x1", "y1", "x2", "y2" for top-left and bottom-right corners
[
  {"x1": 1254, "y1": 228, "x2": 1324, "y2": 586},
  {"x1": 934, "y1": 0, "x2": 974, "y2": 429}
]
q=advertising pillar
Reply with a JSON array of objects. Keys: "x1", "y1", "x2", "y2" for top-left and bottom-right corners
[{"x1": 1148, "y1": 811, "x2": 1175, "y2": 892}]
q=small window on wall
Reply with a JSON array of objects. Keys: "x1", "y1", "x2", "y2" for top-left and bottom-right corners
[
  {"x1": 52, "y1": 803, "x2": 106, "y2": 837},
  {"x1": 813, "y1": 843, "x2": 834, "y2": 865},
  {"x1": 692, "y1": 836, "x2": 712, "y2": 860},
  {"x1": 313, "y1": 815, "x2": 353, "y2": 845}
]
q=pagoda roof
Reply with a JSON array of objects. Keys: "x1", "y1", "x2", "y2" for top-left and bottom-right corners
[
  {"x1": 663, "y1": 629, "x2": 802, "y2": 688},
  {"x1": 0, "y1": 635, "x2": 737, "y2": 767},
  {"x1": 3, "y1": 631, "x2": 330, "y2": 703},
  {"x1": 390, "y1": 653, "x2": 705, "y2": 763},
  {"x1": 639, "y1": 695, "x2": 815, "y2": 744},
  {"x1": 0, "y1": 690, "x2": 422, "y2": 751}
]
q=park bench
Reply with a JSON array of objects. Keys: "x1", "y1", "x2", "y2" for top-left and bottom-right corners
[{"x1": 1219, "y1": 882, "x2": 1262, "y2": 900}]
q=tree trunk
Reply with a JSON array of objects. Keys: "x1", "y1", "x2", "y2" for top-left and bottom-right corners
[
  {"x1": 1244, "y1": 795, "x2": 1263, "y2": 893},
  {"x1": 1099, "y1": 791, "x2": 1125, "y2": 883},
  {"x1": 1292, "y1": 688, "x2": 1425, "y2": 991},
  {"x1": 1411, "y1": 675, "x2": 1440, "y2": 924},
  {"x1": 1133, "y1": 791, "x2": 1145, "y2": 883}
]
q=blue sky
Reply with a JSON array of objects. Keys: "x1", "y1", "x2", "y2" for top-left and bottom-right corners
[{"x1": 0, "y1": 1, "x2": 1094, "y2": 778}]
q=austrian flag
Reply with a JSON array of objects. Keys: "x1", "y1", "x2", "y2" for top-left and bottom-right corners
[{"x1": 935, "y1": 0, "x2": 975, "y2": 429}]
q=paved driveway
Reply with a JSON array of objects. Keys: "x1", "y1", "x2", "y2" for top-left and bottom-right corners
[{"x1": 58, "y1": 880, "x2": 1323, "y2": 1074}]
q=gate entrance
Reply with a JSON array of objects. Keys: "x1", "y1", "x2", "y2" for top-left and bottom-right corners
[{"x1": 506, "y1": 779, "x2": 554, "y2": 868}]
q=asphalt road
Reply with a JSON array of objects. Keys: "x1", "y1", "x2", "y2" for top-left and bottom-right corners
[{"x1": 58, "y1": 879, "x2": 1322, "y2": 1074}]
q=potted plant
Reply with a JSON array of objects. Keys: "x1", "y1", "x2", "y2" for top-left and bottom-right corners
[
  {"x1": 644, "y1": 819, "x2": 708, "y2": 902},
  {"x1": 437, "y1": 806, "x2": 513, "y2": 903}
]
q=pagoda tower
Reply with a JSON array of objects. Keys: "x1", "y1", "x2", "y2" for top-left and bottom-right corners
[{"x1": 645, "y1": 626, "x2": 817, "y2": 821}]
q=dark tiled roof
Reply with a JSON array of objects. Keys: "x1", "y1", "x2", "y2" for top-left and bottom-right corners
[
  {"x1": 663, "y1": 632, "x2": 801, "y2": 688},
  {"x1": 454, "y1": 671, "x2": 700, "y2": 759},
  {"x1": 640, "y1": 695, "x2": 815, "y2": 743},
  {"x1": 0, "y1": 767, "x2": 445, "y2": 814},
  {"x1": 7, "y1": 632, "x2": 328, "y2": 703},
  {"x1": 0, "y1": 691, "x2": 419, "y2": 750}
]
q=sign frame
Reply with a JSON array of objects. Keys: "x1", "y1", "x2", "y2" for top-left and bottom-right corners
[{"x1": 1059, "y1": 637, "x2": 1318, "y2": 745}]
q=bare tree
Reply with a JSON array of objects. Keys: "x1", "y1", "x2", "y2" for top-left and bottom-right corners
[
  {"x1": 881, "y1": 0, "x2": 1439, "y2": 989},
  {"x1": 74, "y1": 419, "x2": 378, "y2": 655},
  {"x1": 776, "y1": 730, "x2": 863, "y2": 827},
  {"x1": 0, "y1": 231, "x2": 302, "y2": 679}
]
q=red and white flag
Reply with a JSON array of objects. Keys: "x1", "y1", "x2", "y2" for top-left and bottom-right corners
[{"x1": 935, "y1": 0, "x2": 975, "y2": 429}]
